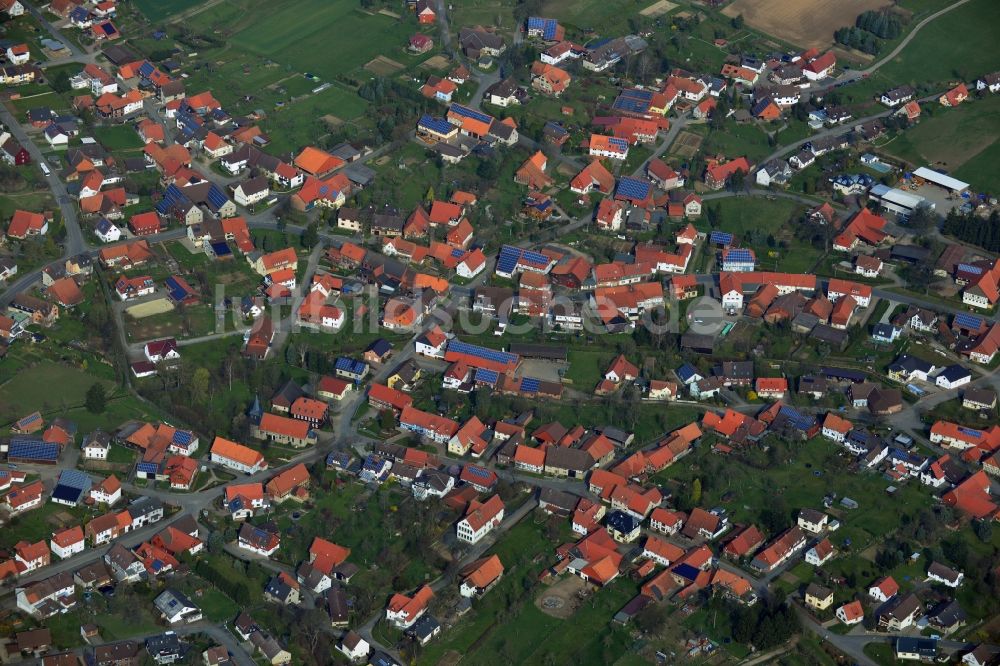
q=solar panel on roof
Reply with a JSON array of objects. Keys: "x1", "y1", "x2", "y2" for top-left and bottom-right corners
[
  {"x1": 58, "y1": 469, "x2": 92, "y2": 489},
  {"x1": 958, "y1": 427, "x2": 982, "y2": 438},
  {"x1": 464, "y1": 465, "x2": 491, "y2": 478},
  {"x1": 207, "y1": 185, "x2": 229, "y2": 209},
  {"x1": 608, "y1": 137, "x2": 629, "y2": 150},
  {"x1": 8, "y1": 440, "x2": 59, "y2": 461},
  {"x1": 52, "y1": 484, "x2": 84, "y2": 503},
  {"x1": 137, "y1": 462, "x2": 159, "y2": 474},
  {"x1": 957, "y1": 263, "x2": 983, "y2": 275},
  {"x1": 724, "y1": 249, "x2": 754, "y2": 262},
  {"x1": 709, "y1": 231, "x2": 734, "y2": 245},
  {"x1": 448, "y1": 340, "x2": 519, "y2": 365},
  {"x1": 449, "y1": 104, "x2": 493, "y2": 125},
  {"x1": 616, "y1": 177, "x2": 651, "y2": 201},
  {"x1": 954, "y1": 313, "x2": 982, "y2": 329},
  {"x1": 173, "y1": 431, "x2": 193, "y2": 445},
  {"x1": 520, "y1": 377, "x2": 540, "y2": 393},
  {"x1": 474, "y1": 368, "x2": 499, "y2": 384},
  {"x1": 166, "y1": 277, "x2": 187, "y2": 302},
  {"x1": 419, "y1": 115, "x2": 454, "y2": 135}
]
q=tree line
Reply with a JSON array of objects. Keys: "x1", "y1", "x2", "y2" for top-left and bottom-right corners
[
  {"x1": 834, "y1": 9, "x2": 903, "y2": 55},
  {"x1": 941, "y1": 208, "x2": 1000, "y2": 252}
]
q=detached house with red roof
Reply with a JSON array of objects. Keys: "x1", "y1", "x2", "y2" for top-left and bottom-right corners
[
  {"x1": 940, "y1": 83, "x2": 969, "y2": 107},
  {"x1": 569, "y1": 159, "x2": 615, "y2": 195},
  {"x1": 589, "y1": 134, "x2": 629, "y2": 160},
  {"x1": 6, "y1": 210, "x2": 48, "y2": 239},
  {"x1": 942, "y1": 470, "x2": 998, "y2": 519},
  {"x1": 514, "y1": 150, "x2": 553, "y2": 189},
  {"x1": 530, "y1": 61, "x2": 571, "y2": 96},
  {"x1": 4, "y1": 481, "x2": 45, "y2": 515},
  {"x1": 833, "y1": 208, "x2": 888, "y2": 252},
  {"x1": 51, "y1": 525, "x2": 85, "y2": 559},
  {"x1": 386, "y1": 585, "x2": 434, "y2": 629},
  {"x1": 868, "y1": 576, "x2": 899, "y2": 602},
  {"x1": 457, "y1": 494, "x2": 505, "y2": 544},
  {"x1": 265, "y1": 463, "x2": 311, "y2": 503},
  {"x1": 802, "y1": 51, "x2": 836, "y2": 81},
  {"x1": 704, "y1": 157, "x2": 750, "y2": 189},
  {"x1": 459, "y1": 554, "x2": 503, "y2": 598}
]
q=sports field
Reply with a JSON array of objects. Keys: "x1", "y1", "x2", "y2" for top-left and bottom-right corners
[
  {"x1": 721, "y1": 0, "x2": 887, "y2": 48},
  {"x1": 228, "y1": 0, "x2": 415, "y2": 78}
]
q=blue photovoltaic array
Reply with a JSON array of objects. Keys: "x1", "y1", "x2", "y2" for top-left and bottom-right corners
[
  {"x1": 724, "y1": 248, "x2": 754, "y2": 263},
  {"x1": 207, "y1": 184, "x2": 229, "y2": 209},
  {"x1": 958, "y1": 427, "x2": 982, "y2": 438},
  {"x1": 954, "y1": 313, "x2": 982, "y2": 329},
  {"x1": 8, "y1": 440, "x2": 59, "y2": 462},
  {"x1": 173, "y1": 430, "x2": 194, "y2": 446},
  {"x1": 418, "y1": 115, "x2": 453, "y2": 135},
  {"x1": 336, "y1": 357, "x2": 366, "y2": 374},
  {"x1": 616, "y1": 177, "x2": 650, "y2": 200},
  {"x1": 497, "y1": 245, "x2": 550, "y2": 274},
  {"x1": 520, "y1": 377, "x2": 540, "y2": 393},
  {"x1": 710, "y1": 231, "x2": 734, "y2": 246},
  {"x1": 137, "y1": 461, "x2": 159, "y2": 475},
  {"x1": 957, "y1": 263, "x2": 983, "y2": 275},
  {"x1": 165, "y1": 276, "x2": 189, "y2": 302},
  {"x1": 608, "y1": 137, "x2": 629, "y2": 151},
  {"x1": 779, "y1": 406, "x2": 813, "y2": 430},
  {"x1": 447, "y1": 340, "x2": 519, "y2": 365},
  {"x1": 474, "y1": 368, "x2": 499, "y2": 384},
  {"x1": 464, "y1": 465, "x2": 492, "y2": 479},
  {"x1": 58, "y1": 469, "x2": 91, "y2": 489},
  {"x1": 449, "y1": 104, "x2": 493, "y2": 125}
]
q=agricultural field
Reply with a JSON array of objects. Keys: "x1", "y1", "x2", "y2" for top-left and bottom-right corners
[
  {"x1": 721, "y1": 0, "x2": 887, "y2": 49},
  {"x1": 884, "y1": 94, "x2": 1000, "y2": 191},
  {"x1": 874, "y1": 0, "x2": 1000, "y2": 87},
  {"x1": 133, "y1": 0, "x2": 207, "y2": 22}
]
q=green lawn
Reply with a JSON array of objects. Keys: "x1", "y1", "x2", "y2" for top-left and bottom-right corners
[
  {"x1": 92, "y1": 125, "x2": 145, "y2": 151},
  {"x1": 0, "y1": 361, "x2": 114, "y2": 424},
  {"x1": 564, "y1": 349, "x2": 615, "y2": 390},
  {"x1": 701, "y1": 121, "x2": 774, "y2": 163}
]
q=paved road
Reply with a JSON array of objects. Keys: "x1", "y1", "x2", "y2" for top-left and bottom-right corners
[
  {"x1": 0, "y1": 104, "x2": 89, "y2": 256},
  {"x1": 23, "y1": 0, "x2": 84, "y2": 59},
  {"x1": 629, "y1": 111, "x2": 691, "y2": 178}
]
